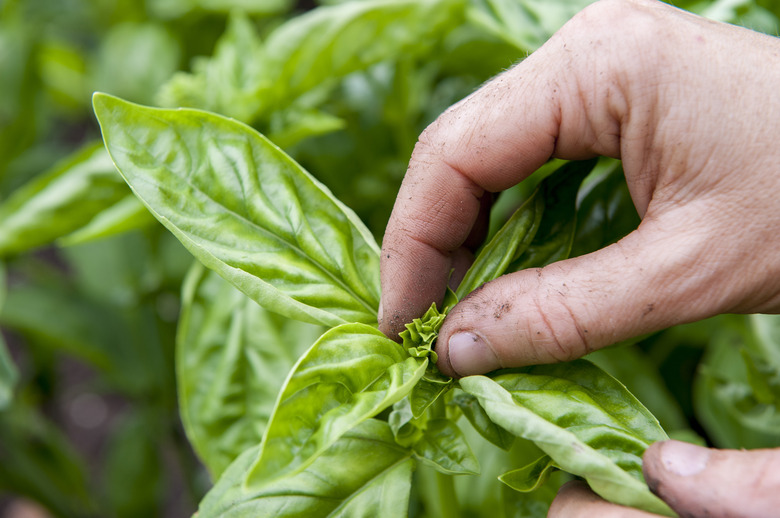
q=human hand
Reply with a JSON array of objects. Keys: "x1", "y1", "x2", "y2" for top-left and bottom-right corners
[
  {"x1": 378, "y1": 0, "x2": 780, "y2": 377},
  {"x1": 548, "y1": 441, "x2": 780, "y2": 517}
]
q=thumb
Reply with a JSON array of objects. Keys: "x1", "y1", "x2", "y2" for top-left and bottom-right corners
[
  {"x1": 642, "y1": 440, "x2": 780, "y2": 518},
  {"x1": 435, "y1": 208, "x2": 727, "y2": 377}
]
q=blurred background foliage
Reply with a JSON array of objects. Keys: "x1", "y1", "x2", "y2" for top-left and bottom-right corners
[{"x1": 0, "y1": 0, "x2": 779, "y2": 516}]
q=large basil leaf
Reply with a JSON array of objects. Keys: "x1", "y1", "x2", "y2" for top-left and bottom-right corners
[
  {"x1": 0, "y1": 262, "x2": 17, "y2": 409},
  {"x1": 587, "y1": 344, "x2": 689, "y2": 433},
  {"x1": 247, "y1": 323, "x2": 425, "y2": 486},
  {"x1": 0, "y1": 142, "x2": 128, "y2": 256},
  {"x1": 199, "y1": 419, "x2": 413, "y2": 518},
  {"x1": 459, "y1": 361, "x2": 673, "y2": 516},
  {"x1": 177, "y1": 263, "x2": 321, "y2": 478},
  {"x1": 93, "y1": 93, "x2": 381, "y2": 327}
]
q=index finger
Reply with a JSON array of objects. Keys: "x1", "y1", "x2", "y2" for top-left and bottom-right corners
[
  {"x1": 378, "y1": 61, "x2": 562, "y2": 339},
  {"x1": 377, "y1": 0, "x2": 643, "y2": 338}
]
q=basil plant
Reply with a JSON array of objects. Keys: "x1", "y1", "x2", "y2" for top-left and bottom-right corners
[{"x1": 93, "y1": 93, "x2": 674, "y2": 517}]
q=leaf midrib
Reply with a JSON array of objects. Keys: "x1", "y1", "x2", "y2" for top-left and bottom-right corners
[{"x1": 116, "y1": 123, "x2": 377, "y2": 317}]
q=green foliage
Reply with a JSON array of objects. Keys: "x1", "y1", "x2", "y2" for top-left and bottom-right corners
[
  {"x1": 199, "y1": 420, "x2": 414, "y2": 518},
  {"x1": 96, "y1": 97, "x2": 679, "y2": 516},
  {"x1": 0, "y1": 262, "x2": 18, "y2": 409},
  {"x1": 2, "y1": 1, "x2": 780, "y2": 517},
  {"x1": 177, "y1": 263, "x2": 322, "y2": 478}
]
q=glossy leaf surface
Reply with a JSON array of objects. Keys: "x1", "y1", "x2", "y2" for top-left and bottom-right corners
[
  {"x1": 199, "y1": 420, "x2": 413, "y2": 518},
  {"x1": 177, "y1": 264, "x2": 321, "y2": 478},
  {"x1": 510, "y1": 159, "x2": 595, "y2": 271},
  {"x1": 247, "y1": 323, "x2": 425, "y2": 485},
  {"x1": 412, "y1": 418, "x2": 480, "y2": 475},
  {"x1": 460, "y1": 362, "x2": 672, "y2": 516},
  {"x1": 456, "y1": 188, "x2": 543, "y2": 298},
  {"x1": 571, "y1": 159, "x2": 639, "y2": 257},
  {"x1": 452, "y1": 391, "x2": 514, "y2": 451},
  {"x1": 93, "y1": 93, "x2": 381, "y2": 327},
  {"x1": 499, "y1": 455, "x2": 556, "y2": 492}
]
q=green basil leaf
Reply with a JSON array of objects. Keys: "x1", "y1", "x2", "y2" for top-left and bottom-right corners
[
  {"x1": 247, "y1": 323, "x2": 426, "y2": 486},
  {"x1": 388, "y1": 398, "x2": 478, "y2": 475},
  {"x1": 177, "y1": 263, "x2": 321, "y2": 478},
  {"x1": 452, "y1": 391, "x2": 515, "y2": 451},
  {"x1": 498, "y1": 455, "x2": 556, "y2": 492},
  {"x1": 413, "y1": 418, "x2": 480, "y2": 475},
  {"x1": 93, "y1": 93, "x2": 381, "y2": 328},
  {"x1": 587, "y1": 345, "x2": 689, "y2": 433},
  {"x1": 459, "y1": 362, "x2": 673, "y2": 516},
  {"x1": 199, "y1": 420, "x2": 413, "y2": 518},
  {"x1": 571, "y1": 159, "x2": 639, "y2": 257},
  {"x1": 510, "y1": 159, "x2": 596, "y2": 270},
  {"x1": 410, "y1": 377, "x2": 453, "y2": 418},
  {"x1": 0, "y1": 262, "x2": 17, "y2": 409},
  {"x1": 456, "y1": 188, "x2": 543, "y2": 299},
  {"x1": 59, "y1": 195, "x2": 154, "y2": 247},
  {"x1": 0, "y1": 142, "x2": 128, "y2": 256}
]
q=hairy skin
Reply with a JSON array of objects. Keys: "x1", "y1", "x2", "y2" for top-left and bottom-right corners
[{"x1": 379, "y1": 0, "x2": 780, "y2": 514}]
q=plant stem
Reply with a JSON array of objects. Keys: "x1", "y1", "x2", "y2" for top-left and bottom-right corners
[
  {"x1": 435, "y1": 470, "x2": 459, "y2": 517},
  {"x1": 429, "y1": 393, "x2": 459, "y2": 516}
]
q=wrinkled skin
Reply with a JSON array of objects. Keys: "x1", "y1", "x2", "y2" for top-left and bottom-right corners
[
  {"x1": 379, "y1": 0, "x2": 780, "y2": 515},
  {"x1": 550, "y1": 441, "x2": 780, "y2": 518}
]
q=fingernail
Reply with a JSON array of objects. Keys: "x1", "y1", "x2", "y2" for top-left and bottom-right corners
[
  {"x1": 448, "y1": 331, "x2": 500, "y2": 376},
  {"x1": 660, "y1": 440, "x2": 710, "y2": 477}
]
